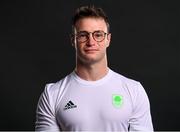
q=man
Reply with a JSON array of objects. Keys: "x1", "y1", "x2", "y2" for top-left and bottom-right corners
[{"x1": 35, "y1": 5, "x2": 153, "y2": 131}]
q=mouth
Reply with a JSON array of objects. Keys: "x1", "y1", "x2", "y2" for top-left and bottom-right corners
[{"x1": 84, "y1": 49, "x2": 99, "y2": 53}]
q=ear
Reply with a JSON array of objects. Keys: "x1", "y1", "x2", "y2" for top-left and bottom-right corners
[
  {"x1": 106, "y1": 33, "x2": 111, "y2": 47},
  {"x1": 70, "y1": 34, "x2": 75, "y2": 47}
]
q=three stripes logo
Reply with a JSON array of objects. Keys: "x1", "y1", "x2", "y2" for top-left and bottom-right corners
[{"x1": 64, "y1": 100, "x2": 77, "y2": 110}]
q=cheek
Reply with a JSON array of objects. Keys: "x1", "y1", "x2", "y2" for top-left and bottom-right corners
[
  {"x1": 75, "y1": 43, "x2": 83, "y2": 52},
  {"x1": 100, "y1": 42, "x2": 108, "y2": 50}
]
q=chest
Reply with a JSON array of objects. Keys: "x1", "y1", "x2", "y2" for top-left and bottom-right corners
[{"x1": 55, "y1": 84, "x2": 133, "y2": 130}]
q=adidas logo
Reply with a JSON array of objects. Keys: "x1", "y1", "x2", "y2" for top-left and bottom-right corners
[{"x1": 64, "y1": 100, "x2": 77, "y2": 110}]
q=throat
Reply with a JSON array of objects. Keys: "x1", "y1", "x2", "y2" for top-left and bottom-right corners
[{"x1": 75, "y1": 66, "x2": 109, "y2": 81}]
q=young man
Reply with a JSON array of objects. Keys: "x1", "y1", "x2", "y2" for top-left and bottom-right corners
[{"x1": 35, "y1": 5, "x2": 153, "y2": 131}]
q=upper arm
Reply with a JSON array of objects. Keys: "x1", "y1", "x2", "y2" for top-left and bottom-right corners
[
  {"x1": 129, "y1": 83, "x2": 154, "y2": 131},
  {"x1": 35, "y1": 84, "x2": 60, "y2": 131}
]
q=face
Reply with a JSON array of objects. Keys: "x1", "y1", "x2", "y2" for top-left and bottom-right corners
[{"x1": 73, "y1": 18, "x2": 111, "y2": 65}]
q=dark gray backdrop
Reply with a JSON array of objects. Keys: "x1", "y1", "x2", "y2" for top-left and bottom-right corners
[{"x1": 0, "y1": 0, "x2": 179, "y2": 130}]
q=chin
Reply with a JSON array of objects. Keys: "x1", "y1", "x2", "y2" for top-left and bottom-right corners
[
  {"x1": 77, "y1": 52, "x2": 105, "y2": 64},
  {"x1": 83, "y1": 56, "x2": 104, "y2": 65}
]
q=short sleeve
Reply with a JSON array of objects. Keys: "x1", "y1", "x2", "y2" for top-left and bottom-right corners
[
  {"x1": 35, "y1": 84, "x2": 60, "y2": 131},
  {"x1": 129, "y1": 83, "x2": 154, "y2": 131}
]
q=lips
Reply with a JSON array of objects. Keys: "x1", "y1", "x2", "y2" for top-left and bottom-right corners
[
  {"x1": 84, "y1": 49, "x2": 99, "y2": 53},
  {"x1": 84, "y1": 49, "x2": 99, "y2": 51}
]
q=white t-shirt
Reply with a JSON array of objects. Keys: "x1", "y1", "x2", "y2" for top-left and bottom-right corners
[{"x1": 35, "y1": 69, "x2": 153, "y2": 131}]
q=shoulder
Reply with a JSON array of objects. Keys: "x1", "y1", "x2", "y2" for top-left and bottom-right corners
[
  {"x1": 110, "y1": 69, "x2": 147, "y2": 98},
  {"x1": 110, "y1": 69, "x2": 141, "y2": 87},
  {"x1": 38, "y1": 73, "x2": 74, "y2": 111},
  {"x1": 110, "y1": 69, "x2": 150, "y2": 108},
  {"x1": 43, "y1": 72, "x2": 73, "y2": 97}
]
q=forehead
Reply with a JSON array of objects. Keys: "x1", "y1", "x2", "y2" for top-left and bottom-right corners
[{"x1": 74, "y1": 17, "x2": 107, "y2": 33}]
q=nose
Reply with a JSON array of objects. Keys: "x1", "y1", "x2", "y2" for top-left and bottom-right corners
[{"x1": 86, "y1": 33, "x2": 96, "y2": 46}]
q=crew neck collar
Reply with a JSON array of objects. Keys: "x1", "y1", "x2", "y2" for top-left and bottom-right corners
[{"x1": 72, "y1": 68, "x2": 112, "y2": 86}]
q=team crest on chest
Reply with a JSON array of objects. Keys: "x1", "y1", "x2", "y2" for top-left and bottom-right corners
[{"x1": 112, "y1": 94, "x2": 123, "y2": 108}]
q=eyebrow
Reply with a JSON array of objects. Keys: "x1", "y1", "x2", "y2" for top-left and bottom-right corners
[{"x1": 77, "y1": 30, "x2": 104, "y2": 33}]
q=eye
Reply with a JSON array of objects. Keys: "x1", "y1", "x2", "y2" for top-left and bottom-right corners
[
  {"x1": 94, "y1": 32, "x2": 104, "y2": 38},
  {"x1": 76, "y1": 31, "x2": 89, "y2": 42},
  {"x1": 77, "y1": 32, "x2": 88, "y2": 38}
]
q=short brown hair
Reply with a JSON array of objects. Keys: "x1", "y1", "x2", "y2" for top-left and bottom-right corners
[{"x1": 72, "y1": 5, "x2": 110, "y2": 33}]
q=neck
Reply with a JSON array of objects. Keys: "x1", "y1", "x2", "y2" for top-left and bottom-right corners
[{"x1": 75, "y1": 57, "x2": 109, "y2": 81}]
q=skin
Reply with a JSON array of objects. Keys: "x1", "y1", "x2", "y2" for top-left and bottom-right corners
[{"x1": 72, "y1": 17, "x2": 111, "y2": 81}]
